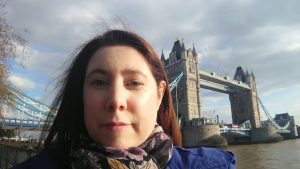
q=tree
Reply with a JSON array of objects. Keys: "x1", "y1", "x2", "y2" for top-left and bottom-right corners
[{"x1": 0, "y1": 0, "x2": 27, "y2": 116}]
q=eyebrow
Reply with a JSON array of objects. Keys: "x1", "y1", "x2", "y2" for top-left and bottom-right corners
[
  {"x1": 121, "y1": 69, "x2": 148, "y2": 79},
  {"x1": 86, "y1": 69, "x2": 108, "y2": 79},
  {"x1": 86, "y1": 68, "x2": 148, "y2": 79}
]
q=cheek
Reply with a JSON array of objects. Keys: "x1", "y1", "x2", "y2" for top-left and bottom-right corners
[
  {"x1": 130, "y1": 91, "x2": 160, "y2": 120},
  {"x1": 83, "y1": 99, "x2": 95, "y2": 128},
  {"x1": 83, "y1": 90, "x2": 102, "y2": 125},
  {"x1": 83, "y1": 93, "x2": 105, "y2": 141}
]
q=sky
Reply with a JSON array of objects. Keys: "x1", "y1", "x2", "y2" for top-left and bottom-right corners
[{"x1": 3, "y1": 0, "x2": 300, "y2": 124}]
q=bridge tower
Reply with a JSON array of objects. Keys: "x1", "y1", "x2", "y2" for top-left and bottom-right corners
[
  {"x1": 229, "y1": 66, "x2": 261, "y2": 128},
  {"x1": 161, "y1": 38, "x2": 201, "y2": 126}
]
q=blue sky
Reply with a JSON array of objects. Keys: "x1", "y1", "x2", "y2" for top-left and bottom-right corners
[{"x1": 3, "y1": 0, "x2": 300, "y2": 124}]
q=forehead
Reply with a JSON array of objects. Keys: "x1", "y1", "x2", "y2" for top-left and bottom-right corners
[{"x1": 86, "y1": 45, "x2": 153, "y2": 76}]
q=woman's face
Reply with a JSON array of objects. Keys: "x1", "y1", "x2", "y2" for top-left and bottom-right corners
[{"x1": 83, "y1": 45, "x2": 166, "y2": 149}]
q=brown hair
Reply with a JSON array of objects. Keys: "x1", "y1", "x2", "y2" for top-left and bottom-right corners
[{"x1": 42, "y1": 30, "x2": 182, "y2": 151}]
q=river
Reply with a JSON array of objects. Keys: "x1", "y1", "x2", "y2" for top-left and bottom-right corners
[{"x1": 227, "y1": 139, "x2": 300, "y2": 169}]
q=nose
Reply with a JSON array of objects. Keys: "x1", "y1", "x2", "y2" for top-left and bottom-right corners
[{"x1": 105, "y1": 82, "x2": 127, "y2": 112}]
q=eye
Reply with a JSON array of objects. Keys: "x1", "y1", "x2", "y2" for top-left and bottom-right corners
[
  {"x1": 91, "y1": 79, "x2": 108, "y2": 87},
  {"x1": 126, "y1": 80, "x2": 144, "y2": 89}
]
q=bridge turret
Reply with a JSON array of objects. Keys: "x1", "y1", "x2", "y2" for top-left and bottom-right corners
[
  {"x1": 171, "y1": 38, "x2": 186, "y2": 60},
  {"x1": 160, "y1": 50, "x2": 166, "y2": 66},
  {"x1": 181, "y1": 39, "x2": 186, "y2": 51},
  {"x1": 233, "y1": 66, "x2": 246, "y2": 82},
  {"x1": 161, "y1": 50, "x2": 166, "y2": 61},
  {"x1": 245, "y1": 69, "x2": 252, "y2": 84},
  {"x1": 251, "y1": 73, "x2": 257, "y2": 90},
  {"x1": 245, "y1": 70, "x2": 258, "y2": 92},
  {"x1": 245, "y1": 69, "x2": 250, "y2": 76},
  {"x1": 192, "y1": 44, "x2": 197, "y2": 57}
]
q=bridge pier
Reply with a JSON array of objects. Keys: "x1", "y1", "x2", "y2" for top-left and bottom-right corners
[
  {"x1": 221, "y1": 132, "x2": 251, "y2": 145},
  {"x1": 182, "y1": 124, "x2": 227, "y2": 147},
  {"x1": 251, "y1": 127, "x2": 283, "y2": 143}
]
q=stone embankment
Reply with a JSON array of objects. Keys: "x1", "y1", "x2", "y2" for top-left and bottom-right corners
[
  {"x1": 182, "y1": 124, "x2": 227, "y2": 148},
  {"x1": 251, "y1": 127, "x2": 283, "y2": 143}
]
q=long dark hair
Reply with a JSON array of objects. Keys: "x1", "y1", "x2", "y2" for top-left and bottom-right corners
[{"x1": 40, "y1": 30, "x2": 182, "y2": 152}]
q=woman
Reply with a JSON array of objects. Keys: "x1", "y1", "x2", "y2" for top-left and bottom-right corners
[{"x1": 13, "y1": 30, "x2": 235, "y2": 169}]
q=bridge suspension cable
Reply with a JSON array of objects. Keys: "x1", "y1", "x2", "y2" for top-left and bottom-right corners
[
  {"x1": 169, "y1": 72, "x2": 183, "y2": 92},
  {"x1": 258, "y1": 97, "x2": 290, "y2": 130},
  {"x1": 4, "y1": 88, "x2": 51, "y2": 120},
  {"x1": 168, "y1": 72, "x2": 184, "y2": 122},
  {"x1": 8, "y1": 88, "x2": 50, "y2": 113}
]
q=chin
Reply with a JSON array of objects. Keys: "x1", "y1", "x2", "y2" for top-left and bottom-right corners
[
  {"x1": 106, "y1": 143, "x2": 131, "y2": 149},
  {"x1": 103, "y1": 139, "x2": 138, "y2": 149}
]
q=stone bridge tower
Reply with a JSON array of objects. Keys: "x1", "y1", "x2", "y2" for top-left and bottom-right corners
[
  {"x1": 229, "y1": 66, "x2": 261, "y2": 128},
  {"x1": 161, "y1": 39, "x2": 201, "y2": 126}
]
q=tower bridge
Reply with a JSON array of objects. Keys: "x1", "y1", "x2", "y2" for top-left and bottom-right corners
[
  {"x1": 161, "y1": 38, "x2": 261, "y2": 129},
  {"x1": 161, "y1": 38, "x2": 297, "y2": 146}
]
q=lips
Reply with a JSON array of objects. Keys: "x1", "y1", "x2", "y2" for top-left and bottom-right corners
[
  {"x1": 102, "y1": 122, "x2": 130, "y2": 131},
  {"x1": 104, "y1": 122, "x2": 128, "y2": 126}
]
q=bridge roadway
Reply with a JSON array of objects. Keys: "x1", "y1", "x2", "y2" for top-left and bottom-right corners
[
  {"x1": 0, "y1": 118, "x2": 44, "y2": 131},
  {"x1": 199, "y1": 69, "x2": 250, "y2": 94}
]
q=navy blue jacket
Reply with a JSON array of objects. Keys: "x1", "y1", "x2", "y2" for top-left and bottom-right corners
[
  {"x1": 12, "y1": 146, "x2": 235, "y2": 169},
  {"x1": 167, "y1": 147, "x2": 235, "y2": 169}
]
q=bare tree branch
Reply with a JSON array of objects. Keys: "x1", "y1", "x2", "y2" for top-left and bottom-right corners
[{"x1": 0, "y1": 0, "x2": 27, "y2": 115}]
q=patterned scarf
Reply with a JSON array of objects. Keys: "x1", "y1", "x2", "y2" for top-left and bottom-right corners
[{"x1": 70, "y1": 125, "x2": 173, "y2": 169}]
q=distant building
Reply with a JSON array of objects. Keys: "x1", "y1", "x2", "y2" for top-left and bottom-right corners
[
  {"x1": 274, "y1": 113, "x2": 294, "y2": 127},
  {"x1": 274, "y1": 112, "x2": 298, "y2": 137}
]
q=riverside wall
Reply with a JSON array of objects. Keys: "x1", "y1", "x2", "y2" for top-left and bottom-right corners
[{"x1": 0, "y1": 143, "x2": 37, "y2": 169}]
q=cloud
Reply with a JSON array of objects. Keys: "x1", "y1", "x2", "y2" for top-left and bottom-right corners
[
  {"x1": 19, "y1": 47, "x2": 67, "y2": 78},
  {"x1": 8, "y1": 75, "x2": 35, "y2": 91},
  {"x1": 5, "y1": 0, "x2": 102, "y2": 53}
]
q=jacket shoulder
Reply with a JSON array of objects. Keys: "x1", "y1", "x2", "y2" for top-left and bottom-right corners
[
  {"x1": 11, "y1": 144, "x2": 66, "y2": 169},
  {"x1": 167, "y1": 146, "x2": 236, "y2": 169}
]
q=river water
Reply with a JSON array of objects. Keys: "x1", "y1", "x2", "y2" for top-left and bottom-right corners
[{"x1": 227, "y1": 139, "x2": 300, "y2": 169}]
